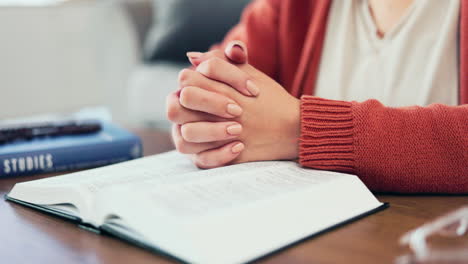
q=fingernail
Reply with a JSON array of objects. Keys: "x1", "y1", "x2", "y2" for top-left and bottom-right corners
[
  {"x1": 226, "y1": 103, "x2": 243, "y2": 117},
  {"x1": 196, "y1": 61, "x2": 208, "y2": 74},
  {"x1": 246, "y1": 80, "x2": 260, "y2": 96},
  {"x1": 231, "y1": 142, "x2": 245, "y2": 154},
  {"x1": 226, "y1": 123, "x2": 242, "y2": 135},
  {"x1": 187, "y1": 52, "x2": 203, "y2": 66},
  {"x1": 227, "y1": 42, "x2": 244, "y2": 54},
  {"x1": 186, "y1": 52, "x2": 203, "y2": 59},
  {"x1": 233, "y1": 44, "x2": 244, "y2": 53}
]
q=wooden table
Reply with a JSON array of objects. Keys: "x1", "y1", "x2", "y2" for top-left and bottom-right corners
[{"x1": 0, "y1": 128, "x2": 466, "y2": 264}]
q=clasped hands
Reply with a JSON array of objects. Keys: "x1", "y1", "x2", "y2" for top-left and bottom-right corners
[{"x1": 166, "y1": 41, "x2": 300, "y2": 168}]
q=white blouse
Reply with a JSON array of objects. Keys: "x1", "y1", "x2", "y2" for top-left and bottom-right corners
[{"x1": 314, "y1": 0, "x2": 460, "y2": 107}]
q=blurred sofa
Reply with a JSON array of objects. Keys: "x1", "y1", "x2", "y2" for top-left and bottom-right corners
[{"x1": 124, "y1": 0, "x2": 184, "y2": 129}]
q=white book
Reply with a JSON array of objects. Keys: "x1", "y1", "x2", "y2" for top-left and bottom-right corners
[{"x1": 7, "y1": 151, "x2": 386, "y2": 264}]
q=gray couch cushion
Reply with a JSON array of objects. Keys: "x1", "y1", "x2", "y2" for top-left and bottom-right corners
[{"x1": 144, "y1": 0, "x2": 250, "y2": 62}]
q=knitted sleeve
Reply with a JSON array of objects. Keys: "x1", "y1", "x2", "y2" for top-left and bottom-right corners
[{"x1": 299, "y1": 96, "x2": 468, "y2": 193}]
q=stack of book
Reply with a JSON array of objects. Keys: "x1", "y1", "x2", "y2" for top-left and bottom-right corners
[{"x1": 0, "y1": 108, "x2": 142, "y2": 177}]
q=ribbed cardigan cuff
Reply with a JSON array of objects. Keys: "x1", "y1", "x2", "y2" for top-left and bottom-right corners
[{"x1": 299, "y1": 96, "x2": 355, "y2": 173}]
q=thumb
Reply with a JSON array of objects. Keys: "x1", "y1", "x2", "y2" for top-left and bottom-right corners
[{"x1": 224, "y1": 40, "x2": 248, "y2": 64}]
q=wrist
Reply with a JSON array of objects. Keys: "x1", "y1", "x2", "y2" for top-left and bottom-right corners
[{"x1": 280, "y1": 97, "x2": 301, "y2": 160}]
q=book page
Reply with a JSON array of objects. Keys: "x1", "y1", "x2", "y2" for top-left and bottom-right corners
[
  {"x1": 107, "y1": 161, "x2": 346, "y2": 219},
  {"x1": 11, "y1": 151, "x2": 291, "y2": 199},
  {"x1": 100, "y1": 160, "x2": 381, "y2": 223},
  {"x1": 9, "y1": 151, "x2": 193, "y2": 195},
  {"x1": 7, "y1": 151, "x2": 198, "y2": 221},
  {"x1": 99, "y1": 160, "x2": 382, "y2": 264},
  {"x1": 8, "y1": 151, "x2": 291, "y2": 222}
]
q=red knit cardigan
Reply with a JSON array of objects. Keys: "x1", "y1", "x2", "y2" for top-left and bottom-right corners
[{"x1": 216, "y1": 0, "x2": 468, "y2": 193}]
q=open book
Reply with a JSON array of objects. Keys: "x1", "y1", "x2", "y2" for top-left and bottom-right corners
[{"x1": 7, "y1": 151, "x2": 386, "y2": 264}]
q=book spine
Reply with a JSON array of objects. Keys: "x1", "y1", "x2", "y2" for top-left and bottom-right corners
[{"x1": 0, "y1": 138, "x2": 142, "y2": 178}]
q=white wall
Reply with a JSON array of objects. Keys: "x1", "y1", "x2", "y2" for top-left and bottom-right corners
[{"x1": 0, "y1": 1, "x2": 139, "y2": 121}]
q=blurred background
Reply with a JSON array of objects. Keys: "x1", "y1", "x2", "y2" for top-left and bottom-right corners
[{"x1": 0, "y1": 0, "x2": 250, "y2": 129}]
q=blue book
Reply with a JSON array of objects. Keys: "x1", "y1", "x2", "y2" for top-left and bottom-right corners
[{"x1": 0, "y1": 122, "x2": 142, "y2": 177}]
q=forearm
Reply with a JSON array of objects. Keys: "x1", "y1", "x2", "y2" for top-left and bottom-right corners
[{"x1": 299, "y1": 96, "x2": 468, "y2": 193}]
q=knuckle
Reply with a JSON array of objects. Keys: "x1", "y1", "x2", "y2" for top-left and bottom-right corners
[
  {"x1": 202, "y1": 58, "x2": 221, "y2": 75},
  {"x1": 179, "y1": 87, "x2": 195, "y2": 107},
  {"x1": 210, "y1": 57, "x2": 223, "y2": 65},
  {"x1": 184, "y1": 87, "x2": 212, "y2": 109},
  {"x1": 174, "y1": 137, "x2": 190, "y2": 154},
  {"x1": 180, "y1": 124, "x2": 195, "y2": 142},
  {"x1": 166, "y1": 96, "x2": 181, "y2": 122},
  {"x1": 178, "y1": 69, "x2": 193, "y2": 86},
  {"x1": 212, "y1": 50, "x2": 224, "y2": 59},
  {"x1": 166, "y1": 106, "x2": 178, "y2": 123},
  {"x1": 194, "y1": 161, "x2": 207, "y2": 169},
  {"x1": 195, "y1": 154, "x2": 212, "y2": 169},
  {"x1": 204, "y1": 50, "x2": 224, "y2": 61}
]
